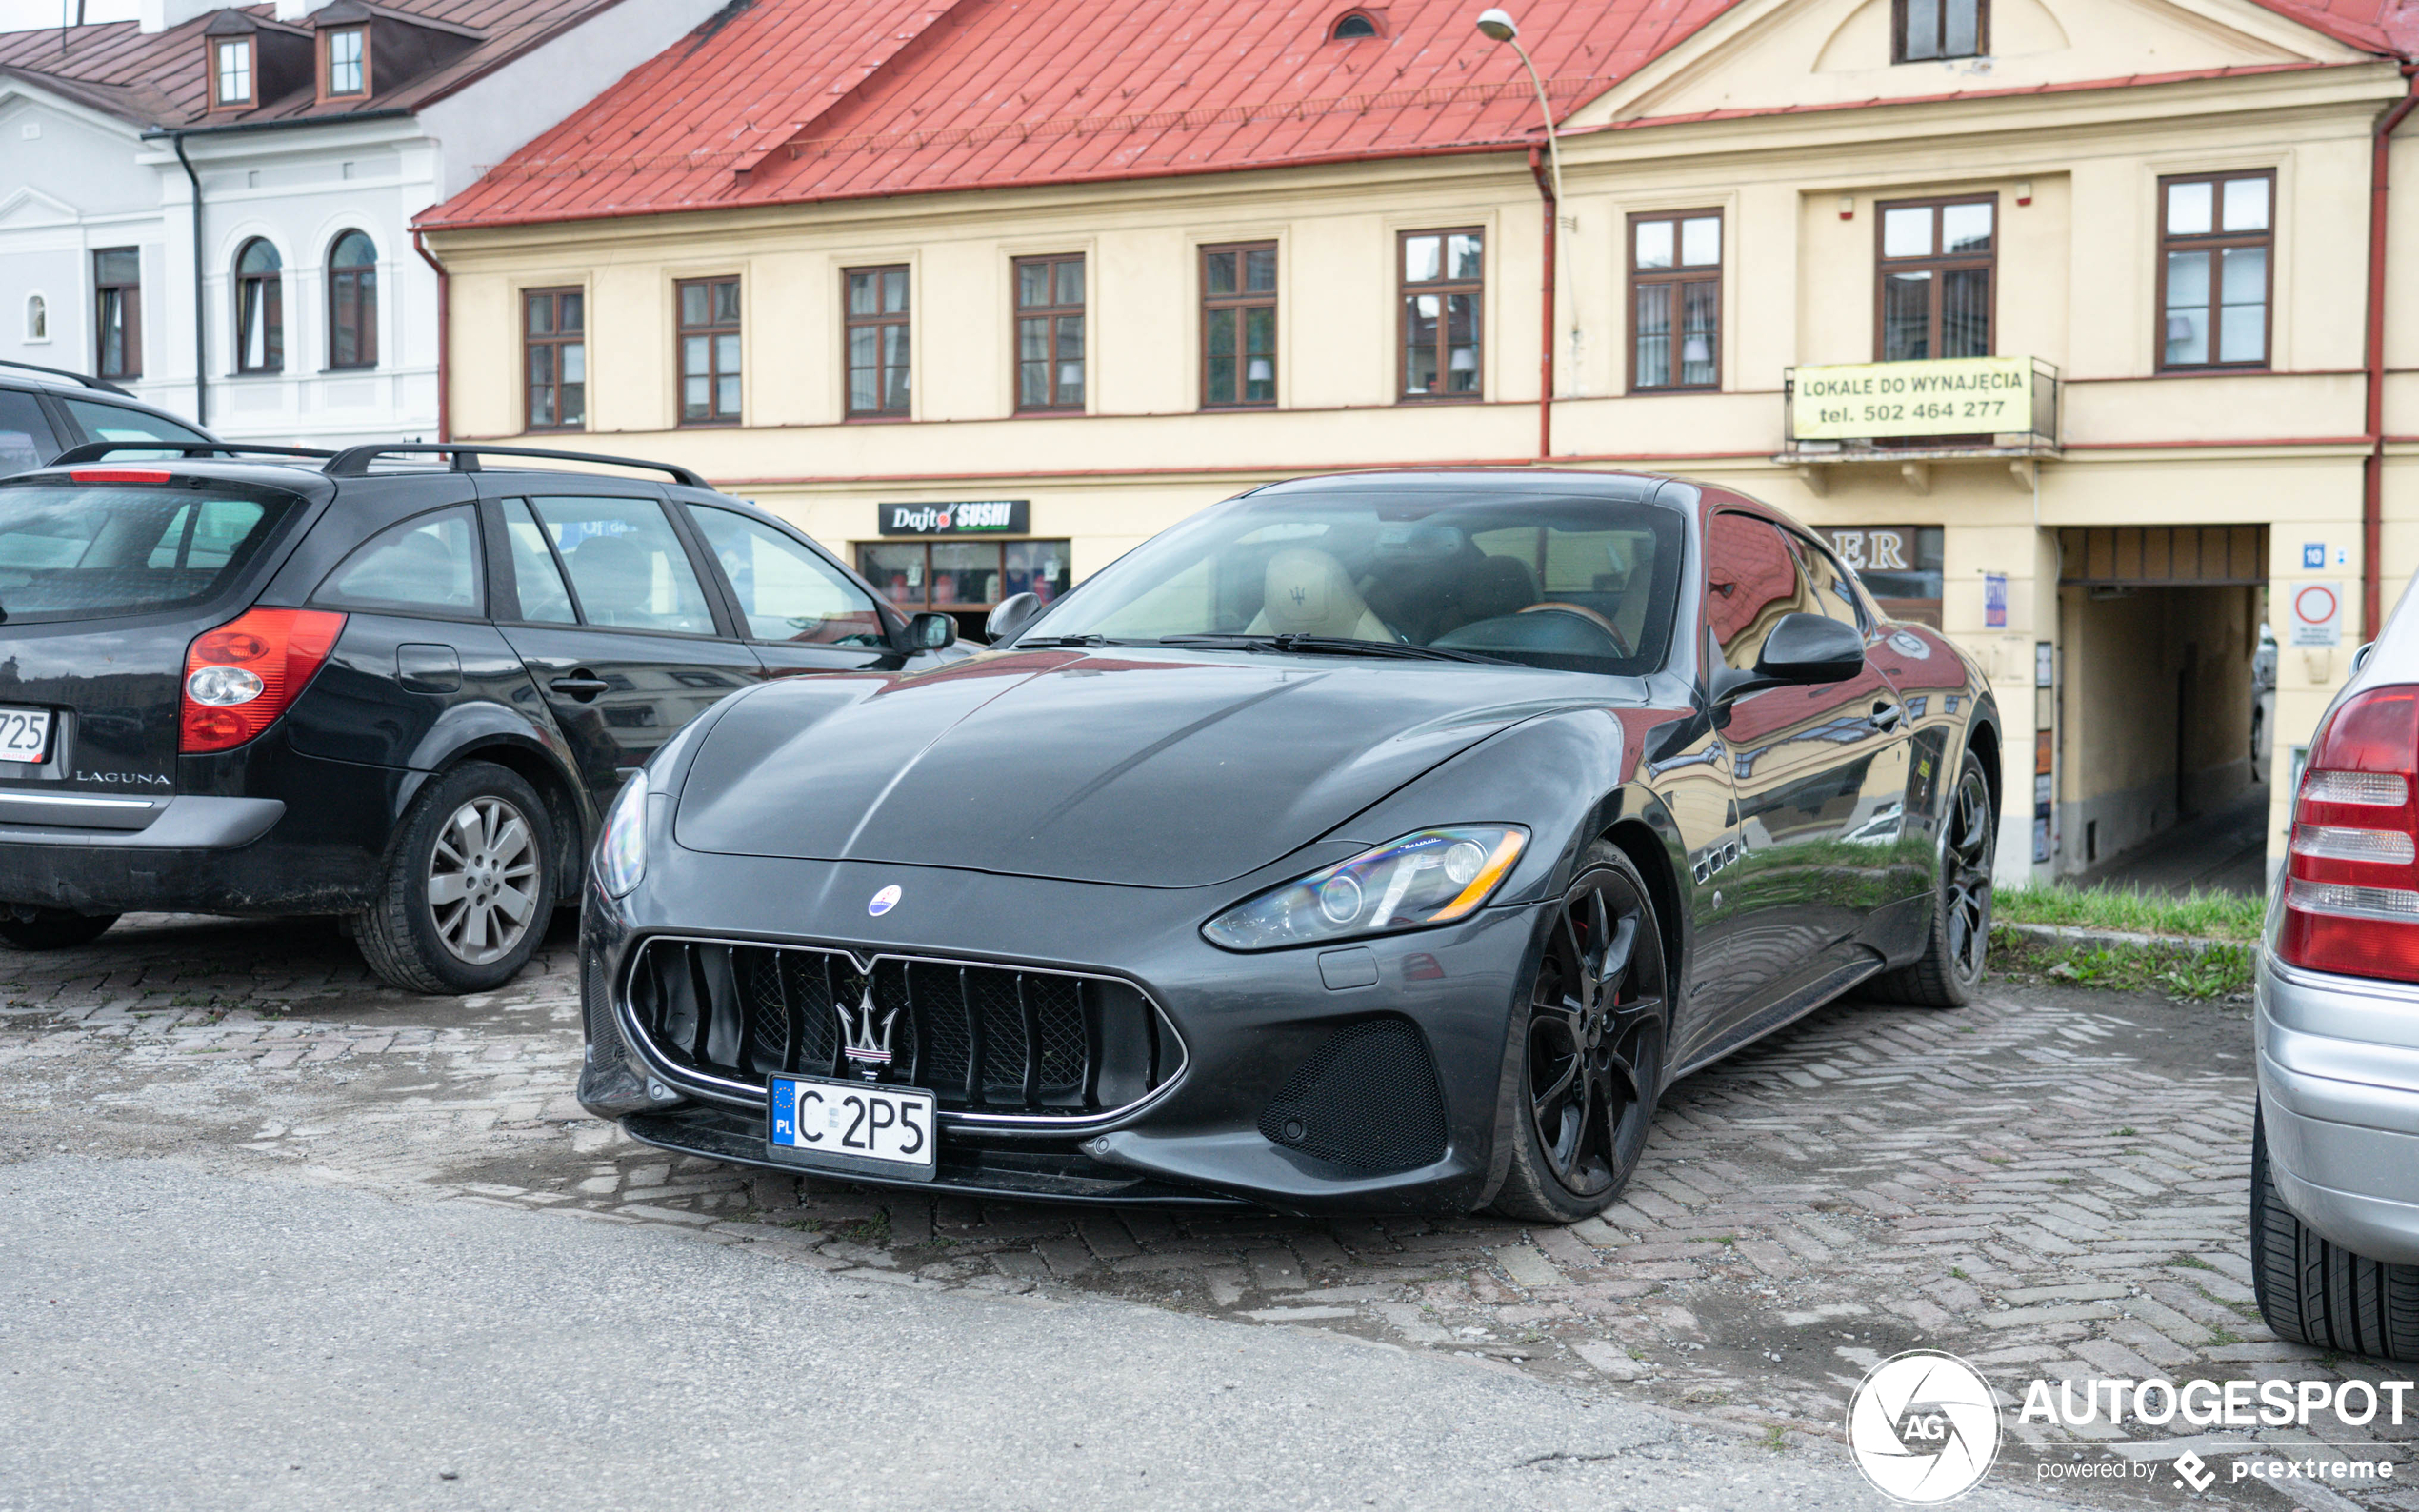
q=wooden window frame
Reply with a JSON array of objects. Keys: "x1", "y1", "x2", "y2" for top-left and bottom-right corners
[
  {"x1": 319, "y1": 23, "x2": 367, "y2": 101},
  {"x1": 1199, "y1": 241, "x2": 1278, "y2": 410},
  {"x1": 844, "y1": 265, "x2": 911, "y2": 421},
  {"x1": 1397, "y1": 227, "x2": 1484, "y2": 404},
  {"x1": 2155, "y1": 169, "x2": 2275, "y2": 373},
  {"x1": 675, "y1": 276, "x2": 742, "y2": 428},
  {"x1": 233, "y1": 239, "x2": 282, "y2": 375},
  {"x1": 1873, "y1": 194, "x2": 1996, "y2": 362},
  {"x1": 92, "y1": 248, "x2": 141, "y2": 381},
  {"x1": 523, "y1": 287, "x2": 585, "y2": 432},
  {"x1": 210, "y1": 36, "x2": 255, "y2": 109},
  {"x1": 326, "y1": 230, "x2": 376, "y2": 371},
  {"x1": 1012, "y1": 254, "x2": 1085, "y2": 413},
  {"x1": 1891, "y1": 0, "x2": 1988, "y2": 63},
  {"x1": 1627, "y1": 209, "x2": 1723, "y2": 393}
]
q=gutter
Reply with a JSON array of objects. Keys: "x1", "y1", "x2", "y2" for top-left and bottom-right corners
[
  {"x1": 410, "y1": 230, "x2": 449, "y2": 442},
  {"x1": 170, "y1": 131, "x2": 205, "y2": 428},
  {"x1": 2365, "y1": 64, "x2": 2419, "y2": 638},
  {"x1": 141, "y1": 109, "x2": 412, "y2": 142}
]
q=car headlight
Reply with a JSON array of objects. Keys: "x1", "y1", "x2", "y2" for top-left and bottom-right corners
[
  {"x1": 597, "y1": 770, "x2": 649, "y2": 898},
  {"x1": 1203, "y1": 826, "x2": 1528, "y2": 951}
]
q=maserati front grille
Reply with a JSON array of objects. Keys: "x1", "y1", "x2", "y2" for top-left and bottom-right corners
[{"x1": 622, "y1": 937, "x2": 1183, "y2": 1121}]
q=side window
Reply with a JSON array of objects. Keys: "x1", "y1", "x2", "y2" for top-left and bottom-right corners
[
  {"x1": 688, "y1": 504, "x2": 887, "y2": 646},
  {"x1": 313, "y1": 506, "x2": 483, "y2": 615},
  {"x1": 1788, "y1": 533, "x2": 1869, "y2": 634},
  {"x1": 1706, "y1": 512, "x2": 1811, "y2": 671},
  {"x1": 527, "y1": 496, "x2": 715, "y2": 635},
  {"x1": 503, "y1": 499, "x2": 577, "y2": 624},
  {"x1": 59, "y1": 397, "x2": 209, "y2": 448},
  {"x1": 0, "y1": 390, "x2": 59, "y2": 475}
]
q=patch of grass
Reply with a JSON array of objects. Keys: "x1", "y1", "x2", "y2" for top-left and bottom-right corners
[
  {"x1": 1996, "y1": 884, "x2": 2264, "y2": 942},
  {"x1": 1758, "y1": 1424, "x2": 1790, "y2": 1454},
  {"x1": 1988, "y1": 925, "x2": 2253, "y2": 1000},
  {"x1": 2167, "y1": 1253, "x2": 2215, "y2": 1271},
  {"x1": 2116, "y1": 1127, "x2": 2137, "y2": 1137},
  {"x1": 832, "y1": 1212, "x2": 892, "y2": 1246},
  {"x1": 2207, "y1": 1326, "x2": 2247, "y2": 1347}
]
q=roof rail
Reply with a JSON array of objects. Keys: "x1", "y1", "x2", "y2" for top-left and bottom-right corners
[
  {"x1": 0, "y1": 359, "x2": 133, "y2": 397},
  {"x1": 321, "y1": 443, "x2": 710, "y2": 490},
  {"x1": 50, "y1": 441, "x2": 334, "y2": 466}
]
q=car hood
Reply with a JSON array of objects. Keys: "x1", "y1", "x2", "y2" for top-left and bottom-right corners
[{"x1": 672, "y1": 648, "x2": 1606, "y2": 887}]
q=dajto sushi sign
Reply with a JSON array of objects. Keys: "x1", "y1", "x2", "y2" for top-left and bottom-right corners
[{"x1": 1792, "y1": 356, "x2": 2033, "y2": 441}]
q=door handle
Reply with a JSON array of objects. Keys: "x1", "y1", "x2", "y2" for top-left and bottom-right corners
[
  {"x1": 1871, "y1": 700, "x2": 1905, "y2": 732},
  {"x1": 550, "y1": 674, "x2": 610, "y2": 701}
]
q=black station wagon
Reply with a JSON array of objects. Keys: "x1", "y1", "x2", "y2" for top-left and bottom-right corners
[{"x1": 0, "y1": 442, "x2": 958, "y2": 991}]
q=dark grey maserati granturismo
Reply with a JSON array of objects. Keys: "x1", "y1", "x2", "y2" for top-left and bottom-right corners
[{"x1": 575, "y1": 469, "x2": 2000, "y2": 1222}]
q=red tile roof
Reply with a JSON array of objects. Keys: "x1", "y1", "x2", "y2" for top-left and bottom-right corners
[
  {"x1": 420, "y1": 0, "x2": 2419, "y2": 231},
  {"x1": 0, "y1": 0, "x2": 630, "y2": 129}
]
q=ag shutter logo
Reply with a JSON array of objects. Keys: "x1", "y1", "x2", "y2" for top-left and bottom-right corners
[{"x1": 1846, "y1": 1350, "x2": 2002, "y2": 1503}]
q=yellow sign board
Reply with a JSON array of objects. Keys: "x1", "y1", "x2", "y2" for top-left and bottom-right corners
[{"x1": 1791, "y1": 356, "x2": 2033, "y2": 441}]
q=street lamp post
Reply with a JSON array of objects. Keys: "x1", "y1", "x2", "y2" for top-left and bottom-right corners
[{"x1": 1477, "y1": 7, "x2": 1563, "y2": 462}]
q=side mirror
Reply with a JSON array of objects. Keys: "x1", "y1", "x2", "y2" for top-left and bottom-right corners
[
  {"x1": 903, "y1": 611, "x2": 958, "y2": 652},
  {"x1": 984, "y1": 591, "x2": 1043, "y2": 645},
  {"x1": 1711, "y1": 612, "x2": 1865, "y2": 702}
]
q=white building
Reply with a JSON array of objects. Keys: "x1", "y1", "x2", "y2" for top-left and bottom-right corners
[{"x1": 0, "y1": 0, "x2": 724, "y2": 447}]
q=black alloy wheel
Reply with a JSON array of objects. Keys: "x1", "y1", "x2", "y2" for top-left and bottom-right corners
[
  {"x1": 1870, "y1": 748, "x2": 1995, "y2": 1007},
  {"x1": 1491, "y1": 841, "x2": 1668, "y2": 1223}
]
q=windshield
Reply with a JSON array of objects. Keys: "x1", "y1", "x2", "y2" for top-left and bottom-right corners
[
  {"x1": 0, "y1": 483, "x2": 298, "y2": 624},
  {"x1": 1024, "y1": 486, "x2": 1685, "y2": 675}
]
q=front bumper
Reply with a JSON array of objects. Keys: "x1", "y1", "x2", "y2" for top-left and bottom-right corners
[
  {"x1": 2256, "y1": 949, "x2": 2419, "y2": 1265},
  {"x1": 576, "y1": 834, "x2": 1545, "y2": 1215}
]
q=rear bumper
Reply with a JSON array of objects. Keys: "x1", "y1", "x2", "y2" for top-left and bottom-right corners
[{"x1": 2256, "y1": 950, "x2": 2419, "y2": 1266}]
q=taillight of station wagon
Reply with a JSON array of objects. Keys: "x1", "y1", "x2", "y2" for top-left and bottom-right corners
[
  {"x1": 2281, "y1": 686, "x2": 2419, "y2": 982},
  {"x1": 179, "y1": 607, "x2": 347, "y2": 754}
]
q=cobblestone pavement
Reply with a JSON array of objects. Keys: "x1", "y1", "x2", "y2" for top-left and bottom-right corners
[{"x1": 4, "y1": 912, "x2": 2411, "y2": 1508}]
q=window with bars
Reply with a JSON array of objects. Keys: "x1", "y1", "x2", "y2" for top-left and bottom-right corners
[
  {"x1": 1876, "y1": 196, "x2": 1994, "y2": 362},
  {"x1": 1629, "y1": 211, "x2": 1720, "y2": 390},
  {"x1": 2159, "y1": 170, "x2": 2272, "y2": 370},
  {"x1": 323, "y1": 25, "x2": 365, "y2": 97},
  {"x1": 1201, "y1": 243, "x2": 1276, "y2": 408},
  {"x1": 1014, "y1": 255, "x2": 1084, "y2": 411},
  {"x1": 677, "y1": 277, "x2": 741, "y2": 425},
  {"x1": 1399, "y1": 229, "x2": 1482, "y2": 402},
  {"x1": 93, "y1": 249, "x2": 140, "y2": 381},
  {"x1": 234, "y1": 238, "x2": 282, "y2": 374},
  {"x1": 846, "y1": 266, "x2": 910, "y2": 419},
  {"x1": 1894, "y1": 0, "x2": 1986, "y2": 62},
  {"x1": 524, "y1": 288, "x2": 585, "y2": 431},
  {"x1": 327, "y1": 230, "x2": 376, "y2": 370}
]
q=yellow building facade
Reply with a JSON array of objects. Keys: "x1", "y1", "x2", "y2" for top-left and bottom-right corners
[{"x1": 422, "y1": 0, "x2": 2419, "y2": 885}]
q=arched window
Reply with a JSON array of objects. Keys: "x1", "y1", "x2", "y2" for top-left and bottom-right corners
[
  {"x1": 328, "y1": 230, "x2": 376, "y2": 369},
  {"x1": 1330, "y1": 11, "x2": 1379, "y2": 39},
  {"x1": 24, "y1": 294, "x2": 46, "y2": 343},
  {"x1": 235, "y1": 238, "x2": 282, "y2": 373}
]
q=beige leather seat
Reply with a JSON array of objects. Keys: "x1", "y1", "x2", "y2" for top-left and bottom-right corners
[{"x1": 1247, "y1": 547, "x2": 1397, "y2": 641}]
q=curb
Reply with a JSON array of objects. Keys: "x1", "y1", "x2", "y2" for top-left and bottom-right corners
[{"x1": 1996, "y1": 921, "x2": 2250, "y2": 956}]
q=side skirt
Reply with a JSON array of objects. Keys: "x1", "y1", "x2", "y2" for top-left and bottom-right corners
[{"x1": 1670, "y1": 951, "x2": 1887, "y2": 1081}]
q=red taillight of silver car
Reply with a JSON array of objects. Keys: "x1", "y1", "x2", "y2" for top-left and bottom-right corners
[{"x1": 2280, "y1": 686, "x2": 2419, "y2": 981}]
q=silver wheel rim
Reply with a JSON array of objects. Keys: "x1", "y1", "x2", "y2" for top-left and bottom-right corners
[{"x1": 427, "y1": 795, "x2": 539, "y2": 965}]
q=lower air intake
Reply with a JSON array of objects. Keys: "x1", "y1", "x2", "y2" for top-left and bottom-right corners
[
  {"x1": 582, "y1": 951, "x2": 624, "y2": 1068},
  {"x1": 1258, "y1": 1017, "x2": 1448, "y2": 1174}
]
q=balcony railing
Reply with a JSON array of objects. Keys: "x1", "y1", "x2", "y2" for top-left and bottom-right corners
[{"x1": 1777, "y1": 355, "x2": 2059, "y2": 467}]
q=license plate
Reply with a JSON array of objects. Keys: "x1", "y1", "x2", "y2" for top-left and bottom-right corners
[
  {"x1": 0, "y1": 706, "x2": 52, "y2": 765},
  {"x1": 767, "y1": 1073, "x2": 937, "y2": 1181}
]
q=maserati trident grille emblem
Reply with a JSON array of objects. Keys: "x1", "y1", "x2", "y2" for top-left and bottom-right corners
[{"x1": 838, "y1": 984, "x2": 900, "y2": 1070}]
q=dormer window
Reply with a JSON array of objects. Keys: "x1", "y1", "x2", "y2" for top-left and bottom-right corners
[
  {"x1": 1330, "y1": 10, "x2": 1379, "y2": 39},
  {"x1": 1894, "y1": 0, "x2": 1986, "y2": 63},
  {"x1": 324, "y1": 26, "x2": 367, "y2": 97},
  {"x1": 213, "y1": 37, "x2": 253, "y2": 107}
]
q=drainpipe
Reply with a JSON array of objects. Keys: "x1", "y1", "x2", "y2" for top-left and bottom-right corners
[
  {"x1": 410, "y1": 229, "x2": 448, "y2": 442},
  {"x1": 172, "y1": 131, "x2": 205, "y2": 428},
  {"x1": 1529, "y1": 144, "x2": 1556, "y2": 462},
  {"x1": 2363, "y1": 65, "x2": 2419, "y2": 637}
]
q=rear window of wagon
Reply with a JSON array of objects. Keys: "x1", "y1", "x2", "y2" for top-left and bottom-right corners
[{"x1": 0, "y1": 482, "x2": 301, "y2": 625}]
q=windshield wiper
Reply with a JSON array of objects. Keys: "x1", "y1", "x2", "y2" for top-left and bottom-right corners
[
  {"x1": 1158, "y1": 633, "x2": 1509, "y2": 666},
  {"x1": 1013, "y1": 633, "x2": 1115, "y2": 647}
]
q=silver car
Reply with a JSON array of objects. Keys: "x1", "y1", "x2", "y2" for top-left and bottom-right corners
[{"x1": 2254, "y1": 576, "x2": 2419, "y2": 1360}]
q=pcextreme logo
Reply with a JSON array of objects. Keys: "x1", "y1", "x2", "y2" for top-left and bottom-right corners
[{"x1": 1846, "y1": 1350, "x2": 2002, "y2": 1503}]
